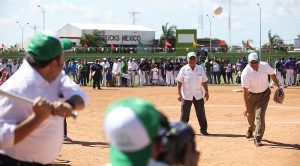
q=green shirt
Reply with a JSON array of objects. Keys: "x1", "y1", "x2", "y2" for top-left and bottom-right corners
[{"x1": 121, "y1": 61, "x2": 127, "y2": 73}]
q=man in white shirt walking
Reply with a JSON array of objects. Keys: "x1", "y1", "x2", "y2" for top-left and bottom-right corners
[
  {"x1": 241, "y1": 52, "x2": 281, "y2": 147},
  {"x1": 176, "y1": 52, "x2": 209, "y2": 135}
]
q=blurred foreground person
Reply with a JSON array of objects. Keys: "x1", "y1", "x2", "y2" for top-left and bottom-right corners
[
  {"x1": 104, "y1": 97, "x2": 199, "y2": 166},
  {"x1": 0, "y1": 32, "x2": 88, "y2": 165}
]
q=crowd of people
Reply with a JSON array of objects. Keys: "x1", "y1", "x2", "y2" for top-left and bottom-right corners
[
  {"x1": 0, "y1": 54, "x2": 299, "y2": 89},
  {"x1": 60, "y1": 55, "x2": 300, "y2": 89},
  {"x1": 0, "y1": 58, "x2": 23, "y2": 85},
  {"x1": 0, "y1": 31, "x2": 300, "y2": 165}
]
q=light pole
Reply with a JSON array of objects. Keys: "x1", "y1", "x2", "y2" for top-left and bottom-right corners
[
  {"x1": 206, "y1": 14, "x2": 214, "y2": 52},
  {"x1": 229, "y1": 0, "x2": 231, "y2": 51},
  {"x1": 257, "y1": 3, "x2": 261, "y2": 59},
  {"x1": 16, "y1": 21, "x2": 30, "y2": 49},
  {"x1": 38, "y1": 4, "x2": 45, "y2": 30}
]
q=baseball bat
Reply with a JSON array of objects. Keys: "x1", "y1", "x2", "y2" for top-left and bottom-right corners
[{"x1": 0, "y1": 89, "x2": 78, "y2": 119}]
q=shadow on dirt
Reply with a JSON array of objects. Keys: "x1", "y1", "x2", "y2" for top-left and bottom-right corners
[
  {"x1": 262, "y1": 139, "x2": 300, "y2": 150},
  {"x1": 64, "y1": 140, "x2": 110, "y2": 148}
]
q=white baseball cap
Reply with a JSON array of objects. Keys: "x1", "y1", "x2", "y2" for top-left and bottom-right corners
[
  {"x1": 104, "y1": 98, "x2": 160, "y2": 166},
  {"x1": 248, "y1": 52, "x2": 259, "y2": 62},
  {"x1": 187, "y1": 52, "x2": 196, "y2": 59}
]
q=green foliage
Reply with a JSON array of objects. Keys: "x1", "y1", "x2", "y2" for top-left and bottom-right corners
[
  {"x1": 242, "y1": 39, "x2": 254, "y2": 51},
  {"x1": 159, "y1": 23, "x2": 176, "y2": 47},
  {"x1": 80, "y1": 30, "x2": 107, "y2": 47},
  {"x1": 265, "y1": 30, "x2": 285, "y2": 51}
]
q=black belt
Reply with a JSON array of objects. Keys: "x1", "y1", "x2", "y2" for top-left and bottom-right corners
[
  {"x1": 0, "y1": 154, "x2": 49, "y2": 166},
  {"x1": 249, "y1": 88, "x2": 269, "y2": 95}
]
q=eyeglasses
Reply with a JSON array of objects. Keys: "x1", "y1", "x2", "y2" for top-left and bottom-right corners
[{"x1": 250, "y1": 61, "x2": 259, "y2": 64}]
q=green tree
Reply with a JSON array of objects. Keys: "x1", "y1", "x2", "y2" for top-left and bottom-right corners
[
  {"x1": 242, "y1": 39, "x2": 253, "y2": 52},
  {"x1": 267, "y1": 30, "x2": 285, "y2": 51},
  {"x1": 159, "y1": 23, "x2": 176, "y2": 48},
  {"x1": 80, "y1": 30, "x2": 107, "y2": 47}
]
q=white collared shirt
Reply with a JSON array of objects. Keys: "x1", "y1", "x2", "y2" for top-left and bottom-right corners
[
  {"x1": 112, "y1": 62, "x2": 121, "y2": 74},
  {"x1": 176, "y1": 64, "x2": 208, "y2": 100},
  {"x1": 100, "y1": 61, "x2": 110, "y2": 69},
  {"x1": 0, "y1": 60, "x2": 88, "y2": 164},
  {"x1": 241, "y1": 62, "x2": 275, "y2": 93},
  {"x1": 11, "y1": 63, "x2": 19, "y2": 74},
  {"x1": 128, "y1": 60, "x2": 138, "y2": 71}
]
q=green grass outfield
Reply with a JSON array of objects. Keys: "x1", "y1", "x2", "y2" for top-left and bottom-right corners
[{"x1": 1, "y1": 51, "x2": 299, "y2": 65}]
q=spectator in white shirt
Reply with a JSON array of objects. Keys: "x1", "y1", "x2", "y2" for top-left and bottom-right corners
[
  {"x1": 127, "y1": 58, "x2": 138, "y2": 87},
  {"x1": 11, "y1": 59, "x2": 19, "y2": 75},
  {"x1": 112, "y1": 58, "x2": 121, "y2": 87},
  {"x1": 100, "y1": 58, "x2": 111, "y2": 86}
]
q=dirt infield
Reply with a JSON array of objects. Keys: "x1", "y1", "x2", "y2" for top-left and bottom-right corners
[{"x1": 54, "y1": 86, "x2": 300, "y2": 166}]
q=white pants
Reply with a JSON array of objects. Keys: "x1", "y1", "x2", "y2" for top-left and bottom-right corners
[
  {"x1": 129, "y1": 70, "x2": 136, "y2": 86},
  {"x1": 113, "y1": 73, "x2": 121, "y2": 87},
  {"x1": 166, "y1": 71, "x2": 174, "y2": 85},
  {"x1": 174, "y1": 70, "x2": 179, "y2": 83},
  {"x1": 286, "y1": 69, "x2": 294, "y2": 85},
  {"x1": 270, "y1": 70, "x2": 285, "y2": 88},
  {"x1": 139, "y1": 70, "x2": 145, "y2": 86}
]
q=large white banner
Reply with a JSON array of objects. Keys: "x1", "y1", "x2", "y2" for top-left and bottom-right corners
[
  {"x1": 178, "y1": 34, "x2": 194, "y2": 43},
  {"x1": 83, "y1": 30, "x2": 154, "y2": 45}
]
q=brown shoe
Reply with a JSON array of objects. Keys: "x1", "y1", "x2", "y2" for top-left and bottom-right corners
[
  {"x1": 246, "y1": 130, "x2": 253, "y2": 139},
  {"x1": 254, "y1": 139, "x2": 263, "y2": 147}
]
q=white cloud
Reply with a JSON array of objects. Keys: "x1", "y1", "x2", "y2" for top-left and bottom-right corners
[
  {"x1": 0, "y1": 16, "x2": 20, "y2": 27},
  {"x1": 104, "y1": 10, "x2": 123, "y2": 24},
  {"x1": 231, "y1": 22, "x2": 245, "y2": 30},
  {"x1": 275, "y1": 1, "x2": 300, "y2": 20}
]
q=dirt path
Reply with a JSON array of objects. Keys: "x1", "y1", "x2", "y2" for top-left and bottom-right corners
[{"x1": 54, "y1": 85, "x2": 300, "y2": 166}]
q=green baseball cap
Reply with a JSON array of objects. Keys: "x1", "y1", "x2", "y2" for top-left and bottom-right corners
[
  {"x1": 104, "y1": 98, "x2": 160, "y2": 166},
  {"x1": 28, "y1": 32, "x2": 72, "y2": 61}
]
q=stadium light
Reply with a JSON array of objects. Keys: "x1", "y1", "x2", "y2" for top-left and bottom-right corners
[
  {"x1": 16, "y1": 21, "x2": 30, "y2": 49},
  {"x1": 206, "y1": 15, "x2": 214, "y2": 52},
  {"x1": 38, "y1": 4, "x2": 45, "y2": 30}
]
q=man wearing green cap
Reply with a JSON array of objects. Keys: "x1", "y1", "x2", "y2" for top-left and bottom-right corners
[
  {"x1": 104, "y1": 97, "x2": 200, "y2": 166},
  {"x1": 0, "y1": 32, "x2": 88, "y2": 165}
]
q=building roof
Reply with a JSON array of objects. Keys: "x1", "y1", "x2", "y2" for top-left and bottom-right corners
[{"x1": 69, "y1": 23, "x2": 154, "y2": 32}]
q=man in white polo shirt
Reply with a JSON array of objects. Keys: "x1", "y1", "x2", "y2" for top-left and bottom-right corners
[
  {"x1": 241, "y1": 52, "x2": 281, "y2": 147},
  {"x1": 176, "y1": 52, "x2": 209, "y2": 135}
]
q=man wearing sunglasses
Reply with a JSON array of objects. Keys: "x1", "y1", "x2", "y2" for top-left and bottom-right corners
[{"x1": 241, "y1": 52, "x2": 281, "y2": 147}]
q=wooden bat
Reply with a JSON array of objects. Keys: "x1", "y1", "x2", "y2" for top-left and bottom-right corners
[{"x1": 0, "y1": 89, "x2": 78, "y2": 119}]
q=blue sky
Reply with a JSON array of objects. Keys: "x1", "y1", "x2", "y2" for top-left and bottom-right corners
[{"x1": 0, "y1": 0, "x2": 299, "y2": 48}]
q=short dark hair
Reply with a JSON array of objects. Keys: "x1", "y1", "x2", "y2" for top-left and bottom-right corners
[{"x1": 26, "y1": 53, "x2": 61, "y2": 69}]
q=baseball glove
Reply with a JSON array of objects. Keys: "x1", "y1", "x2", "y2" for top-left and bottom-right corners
[{"x1": 273, "y1": 88, "x2": 284, "y2": 104}]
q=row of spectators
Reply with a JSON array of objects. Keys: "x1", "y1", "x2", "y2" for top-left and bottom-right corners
[
  {"x1": 1, "y1": 55, "x2": 299, "y2": 88},
  {"x1": 0, "y1": 58, "x2": 23, "y2": 85}
]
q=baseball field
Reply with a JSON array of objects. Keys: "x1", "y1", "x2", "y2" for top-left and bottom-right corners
[{"x1": 54, "y1": 85, "x2": 300, "y2": 166}]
